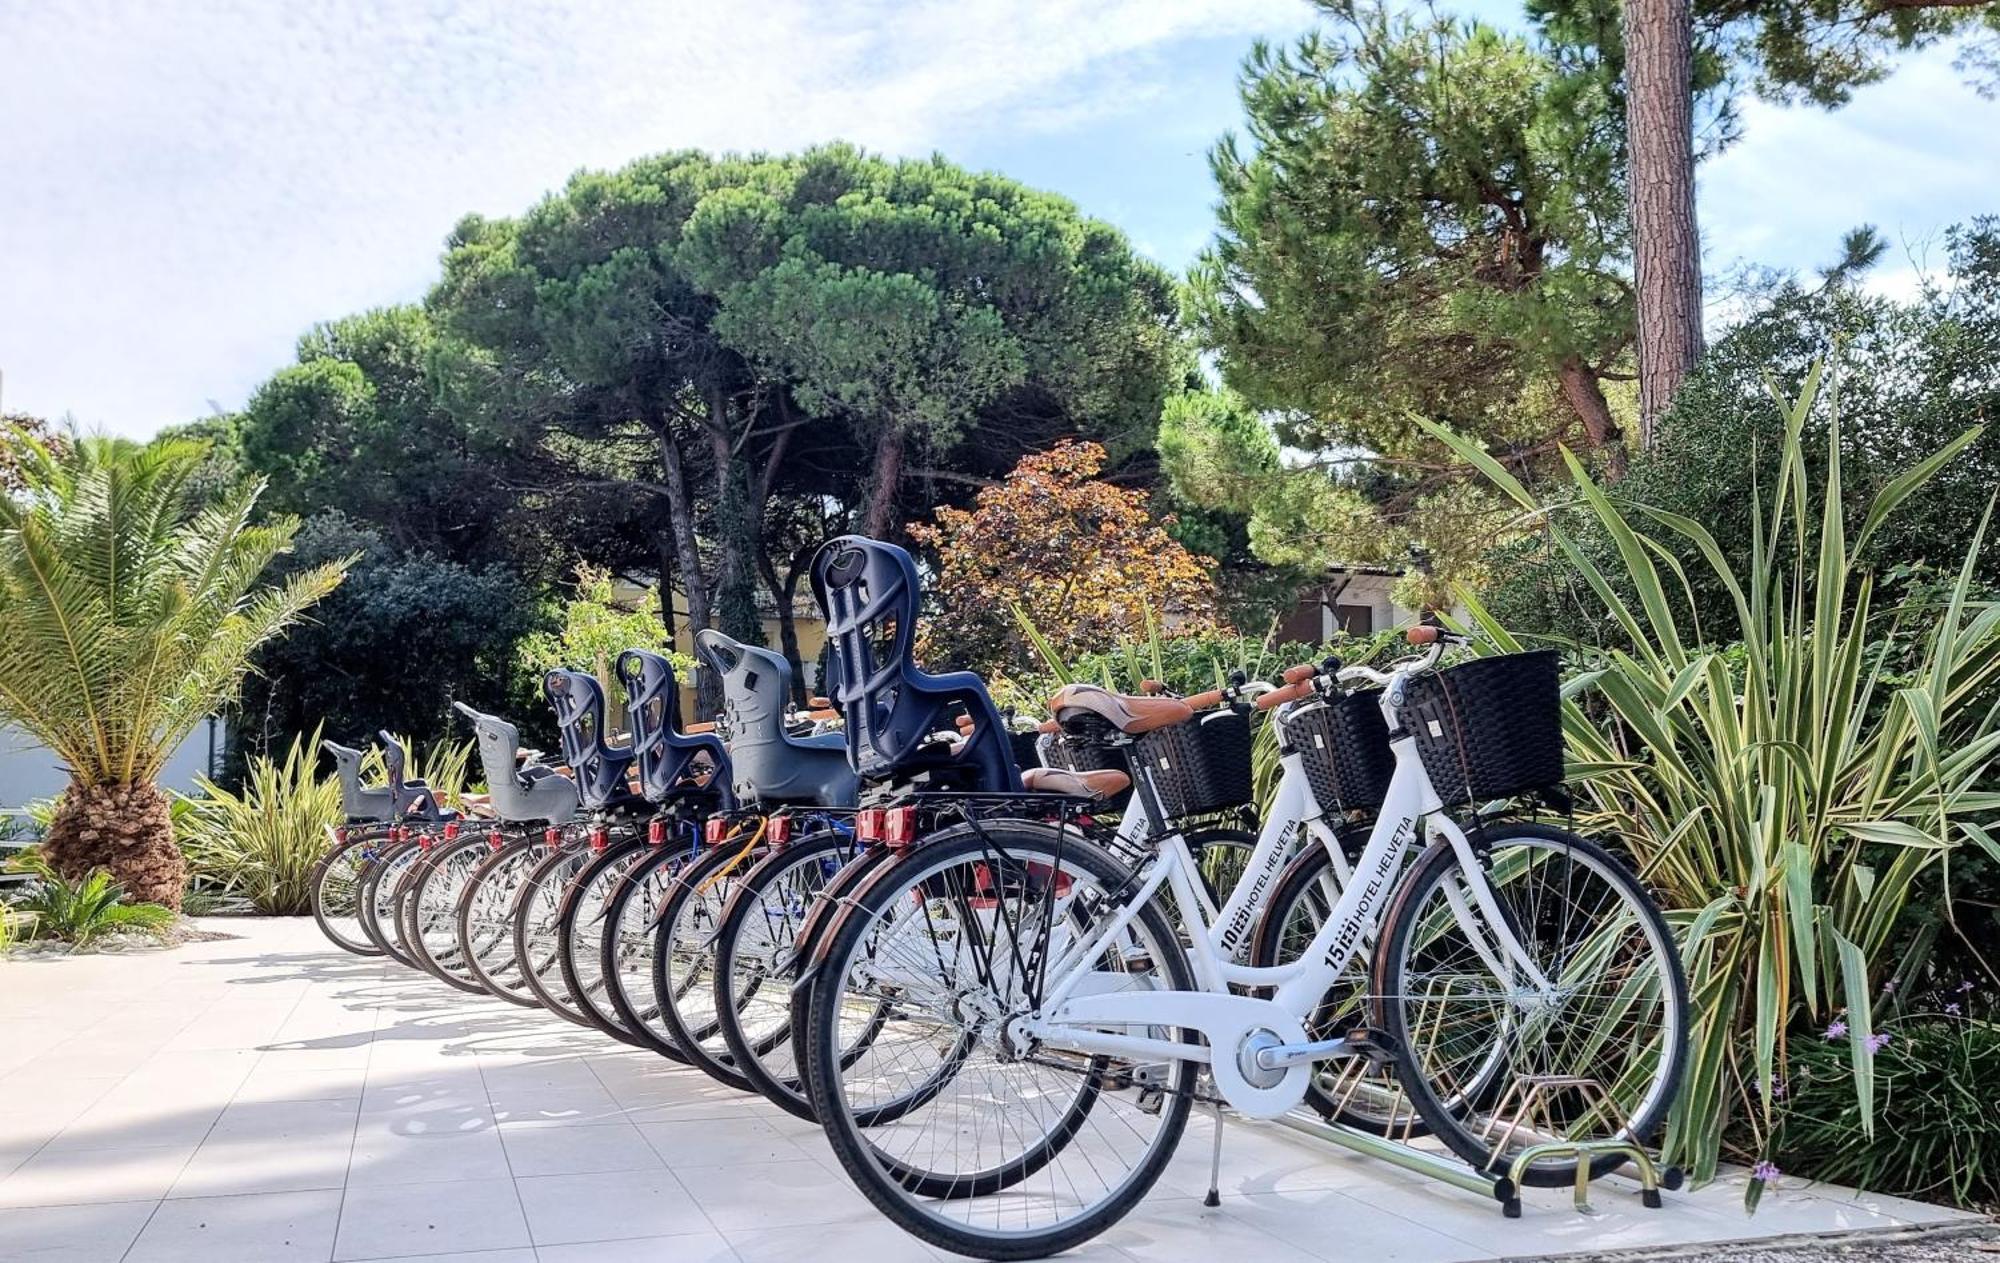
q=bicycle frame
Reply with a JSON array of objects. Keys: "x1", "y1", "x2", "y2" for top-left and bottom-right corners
[{"x1": 1017, "y1": 668, "x2": 1559, "y2": 1119}]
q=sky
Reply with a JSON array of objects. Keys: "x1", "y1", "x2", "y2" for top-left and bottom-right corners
[{"x1": 3, "y1": 0, "x2": 1997, "y2": 438}]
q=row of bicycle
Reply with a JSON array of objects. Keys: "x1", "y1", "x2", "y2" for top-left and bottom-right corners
[{"x1": 306, "y1": 534, "x2": 1690, "y2": 1261}]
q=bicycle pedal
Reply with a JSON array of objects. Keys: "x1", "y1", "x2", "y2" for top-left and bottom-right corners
[{"x1": 1135, "y1": 1086, "x2": 1166, "y2": 1115}]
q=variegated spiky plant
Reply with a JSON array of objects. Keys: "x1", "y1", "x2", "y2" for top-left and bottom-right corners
[{"x1": 0, "y1": 432, "x2": 347, "y2": 908}]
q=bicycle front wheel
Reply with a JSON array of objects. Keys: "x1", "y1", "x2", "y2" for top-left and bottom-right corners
[
  {"x1": 805, "y1": 822, "x2": 1196, "y2": 1261},
  {"x1": 1375, "y1": 822, "x2": 1689, "y2": 1187}
]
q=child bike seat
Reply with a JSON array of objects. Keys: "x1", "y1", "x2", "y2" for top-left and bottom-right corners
[
  {"x1": 695, "y1": 630, "x2": 858, "y2": 808},
  {"x1": 450, "y1": 702, "x2": 580, "y2": 825},
  {"x1": 542, "y1": 670, "x2": 642, "y2": 814},
  {"x1": 376, "y1": 731, "x2": 454, "y2": 820},
  {"x1": 810, "y1": 535, "x2": 1021, "y2": 794},
  {"x1": 614, "y1": 648, "x2": 735, "y2": 810},
  {"x1": 321, "y1": 740, "x2": 394, "y2": 822}
]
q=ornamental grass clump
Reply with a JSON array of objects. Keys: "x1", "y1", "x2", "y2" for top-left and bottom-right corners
[{"x1": 1427, "y1": 361, "x2": 2000, "y2": 1185}]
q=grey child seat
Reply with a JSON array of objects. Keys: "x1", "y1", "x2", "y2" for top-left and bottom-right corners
[
  {"x1": 695, "y1": 629, "x2": 858, "y2": 809},
  {"x1": 322, "y1": 740, "x2": 394, "y2": 823},
  {"x1": 376, "y1": 731, "x2": 454, "y2": 820},
  {"x1": 451, "y1": 702, "x2": 580, "y2": 825}
]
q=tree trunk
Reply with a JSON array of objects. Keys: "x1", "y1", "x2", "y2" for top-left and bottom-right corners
[
  {"x1": 1624, "y1": 0, "x2": 1704, "y2": 444},
  {"x1": 649, "y1": 411, "x2": 720, "y2": 716},
  {"x1": 707, "y1": 402, "x2": 763, "y2": 646},
  {"x1": 756, "y1": 541, "x2": 809, "y2": 707},
  {"x1": 1557, "y1": 357, "x2": 1628, "y2": 480},
  {"x1": 41, "y1": 779, "x2": 184, "y2": 910},
  {"x1": 862, "y1": 424, "x2": 906, "y2": 540}
]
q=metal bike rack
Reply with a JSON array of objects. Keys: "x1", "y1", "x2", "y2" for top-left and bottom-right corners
[{"x1": 1265, "y1": 1070, "x2": 1684, "y2": 1219}]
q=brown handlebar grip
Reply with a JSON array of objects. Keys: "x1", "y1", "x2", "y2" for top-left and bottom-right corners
[
  {"x1": 1281, "y1": 662, "x2": 1317, "y2": 684},
  {"x1": 804, "y1": 709, "x2": 839, "y2": 723},
  {"x1": 1406, "y1": 625, "x2": 1443, "y2": 645},
  {"x1": 954, "y1": 714, "x2": 975, "y2": 732},
  {"x1": 1036, "y1": 718, "x2": 1060, "y2": 734},
  {"x1": 808, "y1": 696, "x2": 832, "y2": 709},
  {"x1": 1254, "y1": 680, "x2": 1314, "y2": 711},
  {"x1": 687, "y1": 721, "x2": 717, "y2": 734},
  {"x1": 1139, "y1": 679, "x2": 1165, "y2": 695},
  {"x1": 1183, "y1": 688, "x2": 1225, "y2": 710}
]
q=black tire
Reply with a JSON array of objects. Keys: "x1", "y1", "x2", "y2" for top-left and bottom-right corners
[
  {"x1": 805, "y1": 823, "x2": 1197, "y2": 1261},
  {"x1": 358, "y1": 839, "x2": 425, "y2": 968},
  {"x1": 1247, "y1": 828, "x2": 1427, "y2": 1136},
  {"x1": 651, "y1": 837, "x2": 763, "y2": 1090},
  {"x1": 456, "y1": 836, "x2": 545, "y2": 1007},
  {"x1": 1374, "y1": 822, "x2": 1690, "y2": 1187},
  {"x1": 554, "y1": 835, "x2": 651, "y2": 1045},
  {"x1": 309, "y1": 829, "x2": 386, "y2": 956},
  {"x1": 711, "y1": 829, "x2": 862, "y2": 1120},
  {"x1": 596, "y1": 841, "x2": 702, "y2": 1063},
  {"x1": 782, "y1": 843, "x2": 907, "y2": 1115},
  {"x1": 513, "y1": 843, "x2": 596, "y2": 1027},
  {"x1": 399, "y1": 833, "x2": 493, "y2": 994}
]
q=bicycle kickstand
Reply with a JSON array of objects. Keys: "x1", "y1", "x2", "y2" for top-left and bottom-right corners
[{"x1": 1205, "y1": 1100, "x2": 1226, "y2": 1207}]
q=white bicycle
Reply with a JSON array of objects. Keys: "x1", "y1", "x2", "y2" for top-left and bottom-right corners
[{"x1": 801, "y1": 628, "x2": 1689, "y2": 1259}]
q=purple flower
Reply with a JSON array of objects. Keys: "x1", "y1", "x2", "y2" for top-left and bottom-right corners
[
  {"x1": 1959, "y1": 980, "x2": 1976, "y2": 994},
  {"x1": 1865, "y1": 1032, "x2": 1892, "y2": 1053},
  {"x1": 1825, "y1": 1019, "x2": 1849, "y2": 1040},
  {"x1": 1946, "y1": 1003, "x2": 1962, "y2": 1016},
  {"x1": 1881, "y1": 979, "x2": 1898, "y2": 994},
  {"x1": 1751, "y1": 1161, "x2": 1781, "y2": 1184},
  {"x1": 1770, "y1": 1078, "x2": 1787, "y2": 1100}
]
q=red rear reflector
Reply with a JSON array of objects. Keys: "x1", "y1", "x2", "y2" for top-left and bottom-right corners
[
  {"x1": 855, "y1": 808, "x2": 886, "y2": 844},
  {"x1": 589, "y1": 826, "x2": 608, "y2": 852},
  {"x1": 766, "y1": 814, "x2": 791, "y2": 846},
  {"x1": 443, "y1": 821, "x2": 460, "y2": 841},
  {"x1": 488, "y1": 830, "x2": 503, "y2": 851},
  {"x1": 705, "y1": 817, "x2": 728, "y2": 846},
  {"x1": 544, "y1": 827, "x2": 561, "y2": 847},
  {"x1": 648, "y1": 819, "x2": 666, "y2": 846},
  {"x1": 334, "y1": 827, "x2": 348, "y2": 844},
  {"x1": 884, "y1": 806, "x2": 918, "y2": 849}
]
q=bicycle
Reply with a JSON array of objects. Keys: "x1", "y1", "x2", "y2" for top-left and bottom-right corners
[{"x1": 801, "y1": 626, "x2": 1689, "y2": 1259}]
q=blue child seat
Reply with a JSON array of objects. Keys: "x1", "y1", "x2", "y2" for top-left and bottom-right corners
[
  {"x1": 450, "y1": 702, "x2": 580, "y2": 825},
  {"x1": 541, "y1": 670, "x2": 641, "y2": 814},
  {"x1": 695, "y1": 630, "x2": 858, "y2": 808},
  {"x1": 614, "y1": 648, "x2": 735, "y2": 810},
  {"x1": 809, "y1": 535, "x2": 1021, "y2": 794}
]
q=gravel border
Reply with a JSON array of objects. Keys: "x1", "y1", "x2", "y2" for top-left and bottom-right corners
[{"x1": 1507, "y1": 1220, "x2": 2000, "y2": 1263}]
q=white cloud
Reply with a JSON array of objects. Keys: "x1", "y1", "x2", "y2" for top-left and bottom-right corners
[
  {"x1": 1700, "y1": 40, "x2": 2000, "y2": 300},
  {"x1": 0, "y1": 0, "x2": 1307, "y2": 435}
]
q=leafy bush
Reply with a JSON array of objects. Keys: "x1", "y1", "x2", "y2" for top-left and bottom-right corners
[
  {"x1": 1771, "y1": 1003, "x2": 2000, "y2": 1208},
  {"x1": 1489, "y1": 219, "x2": 2000, "y2": 645},
  {"x1": 5, "y1": 852, "x2": 174, "y2": 946},
  {"x1": 519, "y1": 564, "x2": 691, "y2": 717},
  {"x1": 234, "y1": 512, "x2": 547, "y2": 778},
  {"x1": 181, "y1": 731, "x2": 343, "y2": 914},
  {"x1": 1433, "y1": 363, "x2": 2000, "y2": 1184}
]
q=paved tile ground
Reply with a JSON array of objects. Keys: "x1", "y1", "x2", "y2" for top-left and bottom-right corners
[{"x1": 0, "y1": 918, "x2": 1980, "y2": 1262}]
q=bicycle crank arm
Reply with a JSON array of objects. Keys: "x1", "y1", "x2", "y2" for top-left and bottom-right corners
[{"x1": 1250, "y1": 1035, "x2": 1358, "y2": 1072}]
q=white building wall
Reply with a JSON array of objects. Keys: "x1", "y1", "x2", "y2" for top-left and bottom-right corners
[{"x1": 0, "y1": 719, "x2": 225, "y2": 811}]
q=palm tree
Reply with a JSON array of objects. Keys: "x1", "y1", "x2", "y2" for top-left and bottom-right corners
[{"x1": 0, "y1": 432, "x2": 347, "y2": 908}]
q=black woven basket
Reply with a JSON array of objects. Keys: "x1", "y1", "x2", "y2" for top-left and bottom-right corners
[
  {"x1": 1401, "y1": 650, "x2": 1563, "y2": 806},
  {"x1": 1131, "y1": 708, "x2": 1253, "y2": 820},
  {"x1": 1290, "y1": 690, "x2": 1393, "y2": 813}
]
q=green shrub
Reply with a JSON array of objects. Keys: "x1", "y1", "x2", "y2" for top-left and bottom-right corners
[
  {"x1": 180, "y1": 730, "x2": 343, "y2": 914},
  {"x1": 1772, "y1": 1003, "x2": 2000, "y2": 1208},
  {"x1": 5, "y1": 852, "x2": 174, "y2": 946},
  {"x1": 1432, "y1": 362, "x2": 2000, "y2": 1187}
]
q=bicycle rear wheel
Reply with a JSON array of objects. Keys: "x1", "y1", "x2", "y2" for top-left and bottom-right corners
[
  {"x1": 597, "y1": 841, "x2": 701, "y2": 1062},
  {"x1": 457, "y1": 837, "x2": 546, "y2": 1007},
  {"x1": 1375, "y1": 822, "x2": 1689, "y2": 1187},
  {"x1": 359, "y1": 840, "x2": 425, "y2": 968},
  {"x1": 556, "y1": 836, "x2": 651, "y2": 1044},
  {"x1": 400, "y1": 834, "x2": 491, "y2": 993},
  {"x1": 805, "y1": 822, "x2": 1196, "y2": 1261},
  {"x1": 651, "y1": 838, "x2": 761, "y2": 1088},
  {"x1": 310, "y1": 830, "x2": 384, "y2": 956},
  {"x1": 514, "y1": 844, "x2": 596, "y2": 1027}
]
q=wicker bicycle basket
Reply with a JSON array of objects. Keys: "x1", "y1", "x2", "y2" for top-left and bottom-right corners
[
  {"x1": 1131, "y1": 708, "x2": 1253, "y2": 820},
  {"x1": 1289, "y1": 690, "x2": 1394, "y2": 814},
  {"x1": 1400, "y1": 649, "x2": 1564, "y2": 806}
]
